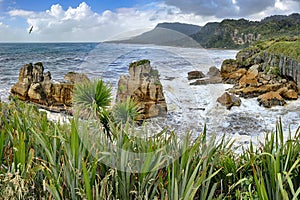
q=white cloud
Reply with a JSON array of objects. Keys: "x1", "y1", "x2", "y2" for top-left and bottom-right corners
[
  {"x1": 1, "y1": 1, "x2": 298, "y2": 42},
  {"x1": 247, "y1": 0, "x2": 300, "y2": 20},
  {"x1": 9, "y1": 9, "x2": 35, "y2": 17},
  {"x1": 1, "y1": 2, "x2": 215, "y2": 42}
]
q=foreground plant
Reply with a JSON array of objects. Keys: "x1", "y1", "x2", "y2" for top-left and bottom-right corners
[{"x1": 0, "y1": 90, "x2": 299, "y2": 199}]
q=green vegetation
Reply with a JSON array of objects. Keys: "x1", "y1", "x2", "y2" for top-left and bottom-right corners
[
  {"x1": 192, "y1": 13, "x2": 300, "y2": 49},
  {"x1": 266, "y1": 38, "x2": 300, "y2": 63},
  {"x1": 236, "y1": 36, "x2": 300, "y2": 68},
  {"x1": 0, "y1": 80, "x2": 300, "y2": 199},
  {"x1": 129, "y1": 59, "x2": 150, "y2": 68}
]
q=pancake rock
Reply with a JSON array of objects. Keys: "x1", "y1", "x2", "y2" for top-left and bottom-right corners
[
  {"x1": 11, "y1": 62, "x2": 89, "y2": 113},
  {"x1": 116, "y1": 60, "x2": 167, "y2": 119}
]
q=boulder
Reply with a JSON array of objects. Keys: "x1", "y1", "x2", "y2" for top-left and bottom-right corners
[
  {"x1": 239, "y1": 65, "x2": 260, "y2": 87},
  {"x1": 116, "y1": 60, "x2": 167, "y2": 119},
  {"x1": 190, "y1": 77, "x2": 222, "y2": 85},
  {"x1": 64, "y1": 72, "x2": 90, "y2": 83},
  {"x1": 257, "y1": 91, "x2": 286, "y2": 108},
  {"x1": 281, "y1": 89, "x2": 298, "y2": 100},
  {"x1": 207, "y1": 66, "x2": 220, "y2": 77},
  {"x1": 187, "y1": 71, "x2": 205, "y2": 80},
  {"x1": 217, "y1": 92, "x2": 241, "y2": 109}
]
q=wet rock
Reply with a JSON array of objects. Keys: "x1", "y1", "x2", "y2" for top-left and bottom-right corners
[
  {"x1": 257, "y1": 91, "x2": 286, "y2": 108},
  {"x1": 116, "y1": 60, "x2": 167, "y2": 119},
  {"x1": 64, "y1": 72, "x2": 90, "y2": 83},
  {"x1": 190, "y1": 77, "x2": 222, "y2": 85},
  {"x1": 217, "y1": 92, "x2": 241, "y2": 109},
  {"x1": 187, "y1": 70, "x2": 205, "y2": 80}
]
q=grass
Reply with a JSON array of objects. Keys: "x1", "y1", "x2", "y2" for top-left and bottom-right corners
[{"x1": 0, "y1": 94, "x2": 300, "y2": 199}]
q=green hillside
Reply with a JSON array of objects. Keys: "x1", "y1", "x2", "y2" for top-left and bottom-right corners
[{"x1": 192, "y1": 13, "x2": 300, "y2": 49}]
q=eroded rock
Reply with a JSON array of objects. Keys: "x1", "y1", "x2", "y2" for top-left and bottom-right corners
[
  {"x1": 116, "y1": 60, "x2": 167, "y2": 119},
  {"x1": 257, "y1": 91, "x2": 286, "y2": 108},
  {"x1": 188, "y1": 71, "x2": 205, "y2": 80},
  {"x1": 217, "y1": 92, "x2": 241, "y2": 109},
  {"x1": 11, "y1": 62, "x2": 87, "y2": 113},
  {"x1": 64, "y1": 72, "x2": 90, "y2": 83}
]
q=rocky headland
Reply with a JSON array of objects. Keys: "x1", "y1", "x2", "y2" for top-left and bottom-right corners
[
  {"x1": 10, "y1": 62, "x2": 89, "y2": 113},
  {"x1": 187, "y1": 37, "x2": 299, "y2": 108},
  {"x1": 116, "y1": 60, "x2": 167, "y2": 119}
]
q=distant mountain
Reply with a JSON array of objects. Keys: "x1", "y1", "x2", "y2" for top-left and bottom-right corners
[
  {"x1": 109, "y1": 22, "x2": 202, "y2": 47},
  {"x1": 191, "y1": 13, "x2": 300, "y2": 48},
  {"x1": 109, "y1": 13, "x2": 300, "y2": 49}
]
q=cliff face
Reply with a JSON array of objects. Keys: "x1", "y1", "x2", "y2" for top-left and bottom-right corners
[
  {"x1": 262, "y1": 53, "x2": 300, "y2": 88},
  {"x1": 235, "y1": 37, "x2": 300, "y2": 90},
  {"x1": 116, "y1": 60, "x2": 167, "y2": 119}
]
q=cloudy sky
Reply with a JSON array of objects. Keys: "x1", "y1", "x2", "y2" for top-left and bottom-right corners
[{"x1": 0, "y1": 0, "x2": 299, "y2": 42}]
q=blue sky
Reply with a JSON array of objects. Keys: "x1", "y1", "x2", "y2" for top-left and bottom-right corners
[
  {"x1": 0, "y1": 0, "x2": 299, "y2": 42},
  {"x1": 1, "y1": 0, "x2": 154, "y2": 13}
]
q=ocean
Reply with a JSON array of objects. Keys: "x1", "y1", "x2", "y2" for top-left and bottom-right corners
[{"x1": 0, "y1": 42, "x2": 299, "y2": 146}]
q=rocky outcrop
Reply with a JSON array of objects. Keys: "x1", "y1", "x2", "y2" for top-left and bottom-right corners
[
  {"x1": 220, "y1": 39, "x2": 299, "y2": 107},
  {"x1": 189, "y1": 66, "x2": 222, "y2": 85},
  {"x1": 188, "y1": 71, "x2": 205, "y2": 80},
  {"x1": 257, "y1": 91, "x2": 286, "y2": 108},
  {"x1": 207, "y1": 66, "x2": 220, "y2": 77},
  {"x1": 217, "y1": 92, "x2": 241, "y2": 109},
  {"x1": 116, "y1": 60, "x2": 167, "y2": 119},
  {"x1": 64, "y1": 72, "x2": 90, "y2": 83},
  {"x1": 11, "y1": 62, "x2": 89, "y2": 113}
]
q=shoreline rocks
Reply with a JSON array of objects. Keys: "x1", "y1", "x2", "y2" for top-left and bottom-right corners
[
  {"x1": 10, "y1": 62, "x2": 89, "y2": 113},
  {"x1": 217, "y1": 92, "x2": 241, "y2": 109},
  {"x1": 189, "y1": 66, "x2": 222, "y2": 85},
  {"x1": 116, "y1": 60, "x2": 167, "y2": 119}
]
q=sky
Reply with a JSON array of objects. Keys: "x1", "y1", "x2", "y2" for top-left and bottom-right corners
[{"x1": 0, "y1": 0, "x2": 299, "y2": 42}]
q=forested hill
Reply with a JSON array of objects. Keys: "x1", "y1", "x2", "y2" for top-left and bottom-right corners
[
  {"x1": 109, "y1": 22, "x2": 201, "y2": 47},
  {"x1": 110, "y1": 13, "x2": 300, "y2": 49},
  {"x1": 191, "y1": 13, "x2": 300, "y2": 49}
]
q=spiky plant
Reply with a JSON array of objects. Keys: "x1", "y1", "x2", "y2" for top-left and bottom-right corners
[
  {"x1": 113, "y1": 97, "x2": 141, "y2": 124},
  {"x1": 73, "y1": 79, "x2": 112, "y2": 119},
  {"x1": 73, "y1": 79, "x2": 113, "y2": 138}
]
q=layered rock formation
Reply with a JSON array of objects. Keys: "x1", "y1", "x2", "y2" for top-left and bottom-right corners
[
  {"x1": 11, "y1": 62, "x2": 89, "y2": 113},
  {"x1": 220, "y1": 38, "x2": 299, "y2": 107},
  {"x1": 116, "y1": 60, "x2": 167, "y2": 119}
]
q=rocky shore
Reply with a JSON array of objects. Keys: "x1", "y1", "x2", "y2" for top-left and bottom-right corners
[{"x1": 188, "y1": 38, "x2": 299, "y2": 109}]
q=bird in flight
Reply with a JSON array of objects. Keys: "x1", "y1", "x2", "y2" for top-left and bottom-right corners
[{"x1": 29, "y1": 26, "x2": 33, "y2": 34}]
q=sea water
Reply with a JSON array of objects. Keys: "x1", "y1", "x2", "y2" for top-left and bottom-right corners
[{"x1": 0, "y1": 42, "x2": 299, "y2": 146}]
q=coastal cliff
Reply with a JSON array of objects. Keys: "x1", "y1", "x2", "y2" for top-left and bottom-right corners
[{"x1": 220, "y1": 37, "x2": 299, "y2": 107}]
